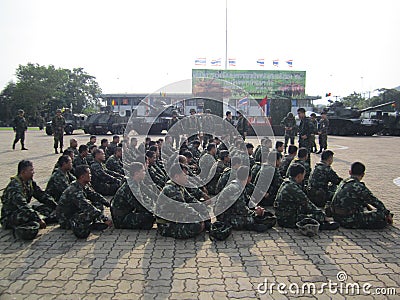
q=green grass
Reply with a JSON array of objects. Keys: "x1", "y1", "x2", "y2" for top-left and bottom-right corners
[{"x1": 0, "y1": 127, "x2": 41, "y2": 131}]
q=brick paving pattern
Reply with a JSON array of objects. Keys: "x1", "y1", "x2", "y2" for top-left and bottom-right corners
[{"x1": 0, "y1": 130, "x2": 399, "y2": 299}]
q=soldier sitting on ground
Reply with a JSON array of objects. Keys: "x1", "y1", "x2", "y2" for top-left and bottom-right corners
[
  {"x1": 279, "y1": 145, "x2": 298, "y2": 178},
  {"x1": 307, "y1": 150, "x2": 342, "y2": 208},
  {"x1": 198, "y1": 143, "x2": 217, "y2": 192},
  {"x1": 246, "y1": 143, "x2": 256, "y2": 169},
  {"x1": 146, "y1": 150, "x2": 168, "y2": 191},
  {"x1": 1, "y1": 160, "x2": 58, "y2": 238},
  {"x1": 67, "y1": 138, "x2": 79, "y2": 158},
  {"x1": 106, "y1": 147, "x2": 124, "y2": 176},
  {"x1": 274, "y1": 163, "x2": 338, "y2": 230},
  {"x1": 99, "y1": 138, "x2": 110, "y2": 160},
  {"x1": 253, "y1": 151, "x2": 283, "y2": 207},
  {"x1": 90, "y1": 149, "x2": 123, "y2": 196},
  {"x1": 111, "y1": 162, "x2": 155, "y2": 230},
  {"x1": 156, "y1": 164, "x2": 206, "y2": 239},
  {"x1": 86, "y1": 144, "x2": 98, "y2": 165},
  {"x1": 57, "y1": 165, "x2": 112, "y2": 238},
  {"x1": 46, "y1": 155, "x2": 76, "y2": 202},
  {"x1": 52, "y1": 149, "x2": 74, "y2": 174},
  {"x1": 286, "y1": 147, "x2": 311, "y2": 189},
  {"x1": 215, "y1": 166, "x2": 267, "y2": 232},
  {"x1": 216, "y1": 156, "x2": 242, "y2": 194},
  {"x1": 206, "y1": 149, "x2": 230, "y2": 196},
  {"x1": 254, "y1": 137, "x2": 271, "y2": 163},
  {"x1": 108, "y1": 135, "x2": 120, "y2": 157},
  {"x1": 86, "y1": 135, "x2": 97, "y2": 147},
  {"x1": 328, "y1": 162, "x2": 393, "y2": 229},
  {"x1": 73, "y1": 144, "x2": 89, "y2": 171}
]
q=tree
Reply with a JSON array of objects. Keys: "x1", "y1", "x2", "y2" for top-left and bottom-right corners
[
  {"x1": 341, "y1": 92, "x2": 366, "y2": 108},
  {"x1": 0, "y1": 63, "x2": 102, "y2": 125}
]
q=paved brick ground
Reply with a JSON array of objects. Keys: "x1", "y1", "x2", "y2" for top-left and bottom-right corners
[{"x1": 0, "y1": 130, "x2": 399, "y2": 299}]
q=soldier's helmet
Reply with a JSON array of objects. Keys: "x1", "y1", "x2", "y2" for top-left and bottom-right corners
[
  {"x1": 209, "y1": 221, "x2": 232, "y2": 241},
  {"x1": 287, "y1": 112, "x2": 294, "y2": 118},
  {"x1": 18, "y1": 109, "x2": 24, "y2": 114},
  {"x1": 14, "y1": 221, "x2": 40, "y2": 240},
  {"x1": 189, "y1": 108, "x2": 196, "y2": 114},
  {"x1": 205, "y1": 109, "x2": 211, "y2": 114},
  {"x1": 56, "y1": 109, "x2": 62, "y2": 113},
  {"x1": 255, "y1": 212, "x2": 277, "y2": 229},
  {"x1": 296, "y1": 218, "x2": 320, "y2": 237}
]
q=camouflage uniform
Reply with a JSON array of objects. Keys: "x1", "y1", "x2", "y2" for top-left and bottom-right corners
[
  {"x1": 251, "y1": 162, "x2": 261, "y2": 184},
  {"x1": 254, "y1": 145, "x2": 269, "y2": 163},
  {"x1": 168, "y1": 117, "x2": 181, "y2": 148},
  {"x1": 216, "y1": 167, "x2": 236, "y2": 194},
  {"x1": 318, "y1": 118, "x2": 329, "y2": 150},
  {"x1": 108, "y1": 142, "x2": 119, "y2": 156},
  {"x1": 73, "y1": 154, "x2": 88, "y2": 170},
  {"x1": 236, "y1": 116, "x2": 248, "y2": 140},
  {"x1": 12, "y1": 114, "x2": 28, "y2": 150},
  {"x1": 156, "y1": 180, "x2": 205, "y2": 239},
  {"x1": 274, "y1": 178, "x2": 326, "y2": 228},
  {"x1": 279, "y1": 154, "x2": 295, "y2": 178},
  {"x1": 329, "y1": 177, "x2": 390, "y2": 229},
  {"x1": 67, "y1": 146, "x2": 79, "y2": 159},
  {"x1": 310, "y1": 118, "x2": 318, "y2": 152},
  {"x1": 1, "y1": 176, "x2": 57, "y2": 230},
  {"x1": 298, "y1": 117, "x2": 313, "y2": 150},
  {"x1": 215, "y1": 180, "x2": 256, "y2": 230},
  {"x1": 56, "y1": 181, "x2": 110, "y2": 234},
  {"x1": 106, "y1": 154, "x2": 124, "y2": 175},
  {"x1": 280, "y1": 114, "x2": 297, "y2": 151},
  {"x1": 111, "y1": 181, "x2": 155, "y2": 229},
  {"x1": 307, "y1": 162, "x2": 342, "y2": 207},
  {"x1": 286, "y1": 158, "x2": 311, "y2": 189},
  {"x1": 90, "y1": 161, "x2": 122, "y2": 196},
  {"x1": 198, "y1": 153, "x2": 217, "y2": 191},
  {"x1": 200, "y1": 113, "x2": 213, "y2": 148},
  {"x1": 99, "y1": 145, "x2": 111, "y2": 160},
  {"x1": 46, "y1": 169, "x2": 76, "y2": 202},
  {"x1": 52, "y1": 114, "x2": 66, "y2": 151},
  {"x1": 185, "y1": 115, "x2": 201, "y2": 142},
  {"x1": 253, "y1": 165, "x2": 283, "y2": 207},
  {"x1": 148, "y1": 164, "x2": 167, "y2": 191}
]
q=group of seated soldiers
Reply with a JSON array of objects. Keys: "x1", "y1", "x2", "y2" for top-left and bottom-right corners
[{"x1": 1, "y1": 133, "x2": 393, "y2": 240}]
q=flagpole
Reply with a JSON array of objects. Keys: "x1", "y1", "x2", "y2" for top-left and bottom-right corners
[{"x1": 225, "y1": 0, "x2": 228, "y2": 70}]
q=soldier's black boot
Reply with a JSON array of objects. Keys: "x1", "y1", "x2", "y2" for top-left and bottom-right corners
[
  {"x1": 12, "y1": 142, "x2": 16, "y2": 150},
  {"x1": 55, "y1": 148, "x2": 58, "y2": 154},
  {"x1": 21, "y1": 143, "x2": 28, "y2": 150},
  {"x1": 60, "y1": 148, "x2": 63, "y2": 153}
]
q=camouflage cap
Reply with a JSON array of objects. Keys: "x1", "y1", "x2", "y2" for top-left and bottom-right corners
[
  {"x1": 56, "y1": 109, "x2": 62, "y2": 113},
  {"x1": 296, "y1": 218, "x2": 320, "y2": 237},
  {"x1": 189, "y1": 108, "x2": 196, "y2": 113},
  {"x1": 209, "y1": 221, "x2": 232, "y2": 241},
  {"x1": 18, "y1": 109, "x2": 24, "y2": 114},
  {"x1": 14, "y1": 221, "x2": 40, "y2": 240},
  {"x1": 205, "y1": 109, "x2": 211, "y2": 113}
]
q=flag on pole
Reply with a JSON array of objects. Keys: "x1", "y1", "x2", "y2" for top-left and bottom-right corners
[
  {"x1": 238, "y1": 97, "x2": 249, "y2": 106},
  {"x1": 256, "y1": 59, "x2": 265, "y2": 67},
  {"x1": 211, "y1": 58, "x2": 222, "y2": 66},
  {"x1": 195, "y1": 58, "x2": 206, "y2": 66},
  {"x1": 286, "y1": 59, "x2": 293, "y2": 67},
  {"x1": 273, "y1": 59, "x2": 279, "y2": 67},
  {"x1": 259, "y1": 96, "x2": 268, "y2": 107},
  {"x1": 228, "y1": 58, "x2": 236, "y2": 67}
]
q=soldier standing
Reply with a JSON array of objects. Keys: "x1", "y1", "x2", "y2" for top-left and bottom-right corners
[
  {"x1": 186, "y1": 108, "x2": 201, "y2": 142},
  {"x1": 12, "y1": 109, "x2": 28, "y2": 150},
  {"x1": 52, "y1": 109, "x2": 66, "y2": 154},
  {"x1": 309, "y1": 113, "x2": 318, "y2": 153},
  {"x1": 111, "y1": 162, "x2": 155, "y2": 229},
  {"x1": 201, "y1": 109, "x2": 214, "y2": 149},
  {"x1": 236, "y1": 110, "x2": 248, "y2": 140},
  {"x1": 280, "y1": 112, "x2": 297, "y2": 153},
  {"x1": 1, "y1": 160, "x2": 57, "y2": 238},
  {"x1": 297, "y1": 108, "x2": 312, "y2": 151},
  {"x1": 317, "y1": 111, "x2": 329, "y2": 154},
  {"x1": 57, "y1": 165, "x2": 112, "y2": 238},
  {"x1": 329, "y1": 162, "x2": 393, "y2": 229},
  {"x1": 167, "y1": 110, "x2": 181, "y2": 148}
]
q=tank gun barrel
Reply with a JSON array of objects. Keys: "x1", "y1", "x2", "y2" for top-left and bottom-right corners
[{"x1": 359, "y1": 101, "x2": 395, "y2": 113}]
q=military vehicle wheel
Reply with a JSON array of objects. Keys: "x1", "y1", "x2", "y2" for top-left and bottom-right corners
[{"x1": 65, "y1": 125, "x2": 74, "y2": 135}]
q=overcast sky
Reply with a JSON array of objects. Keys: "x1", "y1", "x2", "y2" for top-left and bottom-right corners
[{"x1": 1, "y1": 0, "x2": 399, "y2": 102}]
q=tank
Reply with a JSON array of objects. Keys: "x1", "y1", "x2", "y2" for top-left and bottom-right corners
[
  {"x1": 46, "y1": 112, "x2": 87, "y2": 135},
  {"x1": 83, "y1": 112, "x2": 128, "y2": 135},
  {"x1": 360, "y1": 100, "x2": 400, "y2": 136},
  {"x1": 324, "y1": 101, "x2": 383, "y2": 136}
]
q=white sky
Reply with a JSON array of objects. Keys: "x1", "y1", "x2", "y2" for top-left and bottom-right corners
[{"x1": 1, "y1": 0, "x2": 399, "y2": 103}]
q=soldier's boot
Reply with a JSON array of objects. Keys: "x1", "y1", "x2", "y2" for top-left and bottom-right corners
[
  {"x1": 55, "y1": 148, "x2": 59, "y2": 154},
  {"x1": 21, "y1": 143, "x2": 28, "y2": 150},
  {"x1": 12, "y1": 142, "x2": 16, "y2": 150},
  {"x1": 60, "y1": 148, "x2": 63, "y2": 153}
]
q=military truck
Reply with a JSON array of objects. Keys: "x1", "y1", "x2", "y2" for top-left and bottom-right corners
[{"x1": 46, "y1": 112, "x2": 87, "y2": 135}]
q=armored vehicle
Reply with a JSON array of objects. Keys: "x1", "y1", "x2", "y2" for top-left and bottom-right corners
[
  {"x1": 83, "y1": 112, "x2": 129, "y2": 135},
  {"x1": 46, "y1": 112, "x2": 87, "y2": 135},
  {"x1": 323, "y1": 101, "x2": 383, "y2": 136}
]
